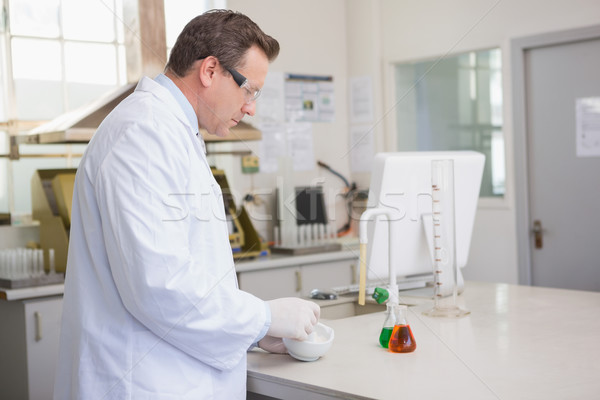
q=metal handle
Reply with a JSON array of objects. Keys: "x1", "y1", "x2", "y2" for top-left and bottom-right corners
[
  {"x1": 351, "y1": 264, "x2": 357, "y2": 285},
  {"x1": 295, "y1": 270, "x2": 302, "y2": 293},
  {"x1": 34, "y1": 311, "x2": 43, "y2": 341},
  {"x1": 532, "y1": 220, "x2": 543, "y2": 249}
]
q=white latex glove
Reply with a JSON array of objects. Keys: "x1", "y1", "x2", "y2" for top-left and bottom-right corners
[
  {"x1": 266, "y1": 297, "x2": 320, "y2": 341},
  {"x1": 258, "y1": 335, "x2": 287, "y2": 354}
]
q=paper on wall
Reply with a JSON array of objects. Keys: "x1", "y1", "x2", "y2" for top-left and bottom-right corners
[
  {"x1": 258, "y1": 123, "x2": 286, "y2": 173},
  {"x1": 287, "y1": 122, "x2": 315, "y2": 171},
  {"x1": 349, "y1": 124, "x2": 374, "y2": 172},
  {"x1": 257, "y1": 71, "x2": 285, "y2": 123},
  {"x1": 258, "y1": 122, "x2": 316, "y2": 173},
  {"x1": 350, "y1": 76, "x2": 374, "y2": 124},
  {"x1": 576, "y1": 97, "x2": 600, "y2": 157}
]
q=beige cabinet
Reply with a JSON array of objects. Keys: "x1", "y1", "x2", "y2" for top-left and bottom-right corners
[{"x1": 0, "y1": 296, "x2": 63, "y2": 400}]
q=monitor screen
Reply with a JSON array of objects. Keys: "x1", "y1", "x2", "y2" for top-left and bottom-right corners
[{"x1": 365, "y1": 151, "x2": 485, "y2": 283}]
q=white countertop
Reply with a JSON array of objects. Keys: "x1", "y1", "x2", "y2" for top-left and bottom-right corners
[
  {"x1": 0, "y1": 283, "x2": 64, "y2": 300},
  {"x1": 247, "y1": 281, "x2": 600, "y2": 399}
]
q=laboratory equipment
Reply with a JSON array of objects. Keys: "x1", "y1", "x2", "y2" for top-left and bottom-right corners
[
  {"x1": 364, "y1": 152, "x2": 484, "y2": 295},
  {"x1": 358, "y1": 208, "x2": 417, "y2": 351},
  {"x1": 211, "y1": 168, "x2": 270, "y2": 259},
  {"x1": 283, "y1": 323, "x2": 335, "y2": 362},
  {"x1": 295, "y1": 186, "x2": 328, "y2": 226},
  {"x1": 32, "y1": 169, "x2": 77, "y2": 273},
  {"x1": 0, "y1": 212, "x2": 10, "y2": 225},
  {"x1": 388, "y1": 305, "x2": 416, "y2": 353},
  {"x1": 372, "y1": 287, "x2": 389, "y2": 304},
  {"x1": 317, "y1": 160, "x2": 363, "y2": 237},
  {"x1": 0, "y1": 247, "x2": 63, "y2": 289},
  {"x1": 423, "y1": 160, "x2": 470, "y2": 317},
  {"x1": 358, "y1": 207, "x2": 403, "y2": 306},
  {"x1": 273, "y1": 185, "x2": 341, "y2": 255},
  {"x1": 379, "y1": 302, "x2": 397, "y2": 348},
  {"x1": 310, "y1": 289, "x2": 338, "y2": 300},
  {"x1": 330, "y1": 274, "x2": 428, "y2": 296}
]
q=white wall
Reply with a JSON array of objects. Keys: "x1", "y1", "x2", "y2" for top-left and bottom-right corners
[
  {"x1": 226, "y1": 0, "x2": 600, "y2": 284},
  {"x1": 224, "y1": 0, "x2": 351, "y2": 242},
  {"x1": 355, "y1": 0, "x2": 600, "y2": 283}
]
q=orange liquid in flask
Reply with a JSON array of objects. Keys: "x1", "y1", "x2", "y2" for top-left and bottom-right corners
[{"x1": 388, "y1": 324, "x2": 416, "y2": 353}]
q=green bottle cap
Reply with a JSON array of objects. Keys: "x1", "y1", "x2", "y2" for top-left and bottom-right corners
[{"x1": 372, "y1": 287, "x2": 389, "y2": 304}]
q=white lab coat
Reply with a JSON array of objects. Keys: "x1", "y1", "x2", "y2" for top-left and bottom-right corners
[{"x1": 54, "y1": 77, "x2": 267, "y2": 399}]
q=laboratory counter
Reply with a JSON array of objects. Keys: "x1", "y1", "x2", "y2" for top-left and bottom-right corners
[
  {"x1": 246, "y1": 281, "x2": 600, "y2": 400},
  {"x1": 234, "y1": 247, "x2": 359, "y2": 273}
]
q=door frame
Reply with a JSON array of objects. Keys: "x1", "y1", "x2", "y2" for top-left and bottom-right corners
[{"x1": 510, "y1": 24, "x2": 600, "y2": 285}]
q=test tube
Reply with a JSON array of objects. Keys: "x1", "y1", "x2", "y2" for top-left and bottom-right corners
[
  {"x1": 328, "y1": 223, "x2": 336, "y2": 241},
  {"x1": 19, "y1": 248, "x2": 27, "y2": 278},
  {"x1": 273, "y1": 226, "x2": 280, "y2": 247},
  {"x1": 298, "y1": 225, "x2": 305, "y2": 247},
  {"x1": 13, "y1": 249, "x2": 20, "y2": 279},
  {"x1": 49, "y1": 248, "x2": 56, "y2": 275},
  {"x1": 0, "y1": 250, "x2": 6, "y2": 279},
  {"x1": 9, "y1": 250, "x2": 15, "y2": 279},
  {"x1": 37, "y1": 249, "x2": 44, "y2": 275},
  {"x1": 31, "y1": 249, "x2": 39, "y2": 277},
  {"x1": 6, "y1": 250, "x2": 11, "y2": 279}
]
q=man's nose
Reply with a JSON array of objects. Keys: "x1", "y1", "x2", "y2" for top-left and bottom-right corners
[{"x1": 242, "y1": 101, "x2": 256, "y2": 117}]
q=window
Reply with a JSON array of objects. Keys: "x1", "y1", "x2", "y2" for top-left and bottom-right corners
[
  {"x1": 0, "y1": 0, "x2": 126, "y2": 215},
  {"x1": 394, "y1": 48, "x2": 505, "y2": 198},
  {"x1": 164, "y1": 0, "x2": 227, "y2": 52},
  {"x1": 0, "y1": 0, "x2": 224, "y2": 217}
]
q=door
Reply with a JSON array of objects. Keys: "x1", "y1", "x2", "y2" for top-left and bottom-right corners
[{"x1": 522, "y1": 31, "x2": 600, "y2": 290}]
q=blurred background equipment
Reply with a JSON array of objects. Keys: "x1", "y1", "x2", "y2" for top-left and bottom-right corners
[
  {"x1": 211, "y1": 168, "x2": 269, "y2": 259},
  {"x1": 31, "y1": 169, "x2": 76, "y2": 273}
]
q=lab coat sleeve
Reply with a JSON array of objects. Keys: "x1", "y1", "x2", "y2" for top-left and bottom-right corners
[{"x1": 93, "y1": 111, "x2": 267, "y2": 371}]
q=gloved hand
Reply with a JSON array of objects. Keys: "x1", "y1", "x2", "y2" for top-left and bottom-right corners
[
  {"x1": 266, "y1": 297, "x2": 320, "y2": 341},
  {"x1": 258, "y1": 335, "x2": 287, "y2": 354}
]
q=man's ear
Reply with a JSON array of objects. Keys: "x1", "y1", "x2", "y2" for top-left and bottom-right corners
[{"x1": 198, "y1": 56, "x2": 219, "y2": 88}]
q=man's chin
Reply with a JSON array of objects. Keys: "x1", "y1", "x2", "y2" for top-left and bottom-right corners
[
  {"x1": 205, "y1": 125, "x2": 230, "y2": 138},
  {"x1": 215, "y1": 128, "x2": 231, "y2": 138}
]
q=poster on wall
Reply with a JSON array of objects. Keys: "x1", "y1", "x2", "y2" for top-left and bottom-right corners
[
  {"x1": 284, "y1": 74, "x2": 334, "y2": 123},
  {"x1": 576, "y1": 96, "x2": 600, "y2": 157},
  {"x1": 257, "y1": 71, "x2": 285, "y2": 123},
  {"x1": 258, "y1": 122, "x2": 315, "y2": 173},
  {"x1": 349, "y1": 124, "x2": 374, "y2": 172},
  {"x1": 258, "y1": 123, "x2": 286, "y2": 174},
  {"x1": 349, "y1": 76, "x2": 374, "y2": 123},
  {"x1": 286, "y1": 122, "x2": 315, "y2": 171}
]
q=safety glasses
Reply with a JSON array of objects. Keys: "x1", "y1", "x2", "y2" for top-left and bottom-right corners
[{"x1": 226, "y1": 67, "x2": 261, "y2": 104}]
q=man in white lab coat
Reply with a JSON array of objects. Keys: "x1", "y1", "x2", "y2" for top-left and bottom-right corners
[{"x1": 54, "y1": 10, "x2": 319, "y2": 399}]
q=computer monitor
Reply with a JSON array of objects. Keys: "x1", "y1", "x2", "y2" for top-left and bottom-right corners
[{"x1": 365, "y1": 151, "x2": 484, "y2": 285}]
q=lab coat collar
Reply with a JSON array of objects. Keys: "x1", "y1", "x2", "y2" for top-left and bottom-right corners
[
  {"x1": 134, "y1": 77, "x2": 207, "y2": 154},
  {"x1": 154, "y1": 74, "x2": 199, "y2": 134}
]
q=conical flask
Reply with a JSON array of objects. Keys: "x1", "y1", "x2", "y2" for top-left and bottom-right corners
[
  {"x1": 388, "y1": 305, "x2": 416, "y2": 353},
  {"x1": 378, "y1": 303, "x2": 397, "y2": 348}
]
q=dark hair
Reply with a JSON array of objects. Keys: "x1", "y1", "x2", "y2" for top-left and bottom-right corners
[{"x1": 165, "y1": 9, "x2": 280, "y2": 77}]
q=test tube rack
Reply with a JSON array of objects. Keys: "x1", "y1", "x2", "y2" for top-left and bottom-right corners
[{"x1": 0, "y1": 273, "x2": 64, "y2": 290}]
